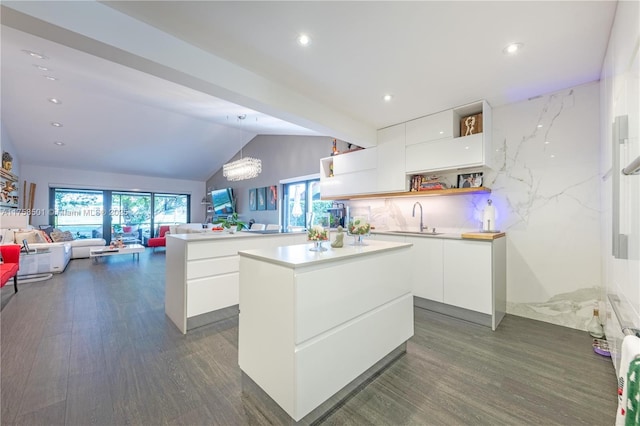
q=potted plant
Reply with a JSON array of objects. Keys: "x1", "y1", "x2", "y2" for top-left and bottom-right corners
[{"x1": 213, "y1": 212, "x2": 247, "y2": 232}]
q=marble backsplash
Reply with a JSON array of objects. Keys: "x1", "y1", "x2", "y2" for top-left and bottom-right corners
[{"x1": 349, "y1": 82, "x2": 603, "y2": 330}]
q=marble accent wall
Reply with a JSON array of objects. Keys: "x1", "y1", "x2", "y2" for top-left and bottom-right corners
[{"x1": 350, "y1": 82, "x2": 602, "y2": 330}]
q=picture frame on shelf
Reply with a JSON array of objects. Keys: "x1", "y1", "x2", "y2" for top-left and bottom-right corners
[
  {"x1": 267, "y1": 185, "x2": 277, "y2": 210},
  {"x1": 249, "y1": 188, "x2": 257, "y2": 211},
  {"x1": 457, "y1": 172, "x2": 483, "y2": 189},
  {"x1": 257, "y1": 187, "x2": 266, "y2": 211}
]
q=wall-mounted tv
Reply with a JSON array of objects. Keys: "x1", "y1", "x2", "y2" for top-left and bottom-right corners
[{"x1": 211, "y1": 188, "x2": 235, "y2": 215}]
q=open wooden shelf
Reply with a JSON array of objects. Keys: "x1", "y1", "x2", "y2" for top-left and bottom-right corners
[{"x1": 321, "y1": 186, "x2": 491, "y2": 201}]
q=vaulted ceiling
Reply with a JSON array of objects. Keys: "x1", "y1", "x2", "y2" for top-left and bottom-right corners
[{"x1": 1, "y1": 1, "x2": 617, "y2": 181}]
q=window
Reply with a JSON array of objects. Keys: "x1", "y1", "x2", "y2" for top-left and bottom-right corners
[
  {"x1": 51, "y1": 188, "x2": 190, "y2": 244},
  {"x1": 153, "y1": 193, "x2": 188, "y2": 230},
  {"x1": 52, "y1": 189, "x2": 104, "y2": 239},
  {"x1": 282, "y1": 178, "x2": 332, "y2": 231}
]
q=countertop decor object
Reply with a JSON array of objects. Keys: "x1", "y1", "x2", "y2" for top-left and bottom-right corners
[
  {"x1": 347, "y1": 206, "x2": 371, "y2": 245},
  {"x1": 331, "y1": 226, "x2": 344, "y2": 248},
  {"x1": 307, "y1": 225, "x2": 329, "y2": 252},
  {"x1": 308, "y1": 213, "x2": 330, "y2": 251}
]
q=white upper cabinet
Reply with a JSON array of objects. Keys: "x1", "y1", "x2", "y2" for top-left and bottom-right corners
[
  {"x1": 320, "y1": 148, "x2": 378, "y2": 198},
  {"x1": 405, "y1": 110, "x2": 456, "y2": 145},
  {"x1": 405, "y1": 100, "x2": 492, "y2": 174},
  {"x1": 333, "y1": 148, "x2": 377, "y2": 174},
  {"x1": 376, "y1": 123, "x2": 406, "y2": 192}
]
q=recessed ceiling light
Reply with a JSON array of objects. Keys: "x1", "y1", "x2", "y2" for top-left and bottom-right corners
[
  {"x1": 383, "y1": 94, "x2": 393, "y2": 102},
  {"x1": 48, "y1": 98, "x2": 62, "y2": 105},
  {"x1": 53, "y1": 141, "x2": 65, "y2": 146},
  {"x1": 550, "y1": 154, "x2": 555, "y2": 158},
  {"x1": 51, "y1": 121, "x2": 63, "y2": 127},
  {"x1": 22, "y1": 49, "x2": 47, "y2": 59},
  {"x1": 43, "y1": 75, "x2": 58, "y2": 81},
  {"x1": 297, "y1": 34, "x2": 311, "y2": 46},
  {"x1": 503, "y1": 42, "x2": 523, "y2": 55},
  {"x1": 537, "y1": 124, "x2": 543, "y2": 128},
  {"x1": 34, "y1": 65, "x2": 50, "y2": 71},
  {"x1": 544, "y1": 140, "x2": 550, "y2": 144}
]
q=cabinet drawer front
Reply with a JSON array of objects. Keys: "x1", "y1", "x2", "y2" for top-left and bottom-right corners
[
  {"x1": 333, "y1": 148, "x2": 377, "y2": 174},
  {"x1": 187, "y1": 273, "x2": 238, "y2": 317},
  {"x1": 295, "y1": 294, "x2": 413, "y2": 419},
  {"x1": 405, "y1": 133, "x2": 483, "y2": 173},
  {"x1": 187, "y1": 239, "x2": 250, "y2": 260},
  {"x1": 187, "y1": 256, "x2": 238, "y2": 280},
  {"x1": 406, "y1": 110, "x2": 455, "y2": 145},
  {"x1": 294, "y1": 249, "x2": 411, "y2": 344}
]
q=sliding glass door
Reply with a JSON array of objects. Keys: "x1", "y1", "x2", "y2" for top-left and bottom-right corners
[
  {"x1": 52, "y1": 189, "x2": 104, "y2": 239},
  {"x1": 51, "y1": 188, "x2": 190, "y2": 244},
  {"x1": 112, "y1": 192, "x2": 151, "y2": 244}
]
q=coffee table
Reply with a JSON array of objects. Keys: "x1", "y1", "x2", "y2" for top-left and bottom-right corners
[{"x1": 90, "y1": 244, "x2": 145, "y2": 262}]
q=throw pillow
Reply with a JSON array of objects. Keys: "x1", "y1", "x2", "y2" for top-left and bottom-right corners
[
  {"x1": 37, "y1": 230, "x2": 52, "y2": 243},
  {"x1": 39, "y1": 225, "x2": 54, "y2": 238},
  {"x1": 50, "y1": 229, "x2": 74, "y2": 242},
  {"x1": 15, "y1": 230, "x2": 41, "y2": 245}
]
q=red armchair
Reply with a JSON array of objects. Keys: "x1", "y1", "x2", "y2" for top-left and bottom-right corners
[
  {"x1": 147, "y1": 225, "x2": 170, "y2": 250},
  {"x1": 1, "y1": 244, "x2": 21, "y2": 293}
]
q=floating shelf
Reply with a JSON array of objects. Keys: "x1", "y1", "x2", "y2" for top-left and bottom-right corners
[{"x1": 322, "y1": 186, "x2": 491, "y2": 201}]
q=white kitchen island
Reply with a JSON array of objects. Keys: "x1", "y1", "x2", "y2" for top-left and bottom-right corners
[
  {"x1": 238, "y1": 240, "x2": 413, "y2": 423},
  {"x1": 165, "y1": 231, "x2": 307, "y2": 333}
]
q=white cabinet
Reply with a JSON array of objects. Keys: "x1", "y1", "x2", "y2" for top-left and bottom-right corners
[
  {"x1": 443, "y1": 239, "x2": 492, "y2": 314},
  {"x1": 405, "y1": 100, "x2": 492, "y2": 174},
  {"x1": 407, "y1": 237, "x2": 444, "y2": 302},
  {"x1": 333, "y1": 148, "x2": 377, "y2": 174},
  {"x1": 373, "y1": 233, "x2": 506, "y2": 330},
  {"x1": 165, "y1": 232, "x2": 307, "y2": 333},
  {"x1": 372, "y1": 234, "x2": 444, "y2": 303},
  {"x1": 406, "y1": 109, "x2": 455, "y2": 145},
  {"x1": 238, "y1": 241, "x2": 413, "y2": 421},
  {"x1": 376, "y1": 123, "x2": 406, "y2": 192},
  {"x1": 442, "y1": 237, "x2": 506, "y2": 330},
  {"x1": 320, "y1": 149, "x2": 378, "y2": 198}
]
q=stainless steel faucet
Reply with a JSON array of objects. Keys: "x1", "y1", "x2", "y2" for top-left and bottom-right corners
[{"x1": 412, "y1": 202, "x2": 426, "y2": 232}]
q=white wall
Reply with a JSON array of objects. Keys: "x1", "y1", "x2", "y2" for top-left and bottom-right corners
[
  {"x1": 20, "y1": 164, "x2": 206, "y2": 226},
  {"x1": 207, "y1": 135, "x2": 349, "y2": 225},
  {"x1": 350, "y1": 82, "x2": 602, "y2": 330}
]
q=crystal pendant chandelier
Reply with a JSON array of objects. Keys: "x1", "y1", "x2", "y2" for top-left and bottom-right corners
[
  {"x1": 223, "y1": 155, "x2": 262, "y2": 181},
  {"x1": 223, "y1": 115, "x2": 262, "y2": 181}
]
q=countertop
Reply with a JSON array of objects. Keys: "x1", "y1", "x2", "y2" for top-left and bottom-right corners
[
  {"x1": 371, "y1": 230, "x2": 506, "y2": 241},
  {"x1": 238, "y1": 239, "x2": 412, "y2": 269},
  {"x1": 166, "y1": 230, "x2": 306, "y2": 241}
]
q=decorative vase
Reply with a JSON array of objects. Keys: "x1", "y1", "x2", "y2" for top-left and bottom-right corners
[
  {"x1": 347, "y1": 206, "x2": 371, "y2": 246},
  {"x1": 352, "y1": 234, "x2": 367, "y2": 246},
  {"x1": 309, "y1": 240, "x2": 327, "y2": 252}
]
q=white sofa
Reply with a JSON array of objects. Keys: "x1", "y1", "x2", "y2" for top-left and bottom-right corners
[
  {"x1": 20, "y1": 242, "x2": 72, "y2": 275},
  {"x1": 68, "y1": 238, "x2": 107, "y2": 259},
  {"x1": 170, "y1": 223, "x2": 213, "y2": 234},
  {"x1": 1, "y1": 228, "x2": 106, "y2": 261}
]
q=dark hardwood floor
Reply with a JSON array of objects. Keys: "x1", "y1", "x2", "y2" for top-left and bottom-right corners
[{"x1": 1, "y1": 250, "x2": 617, "y2": 425}]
